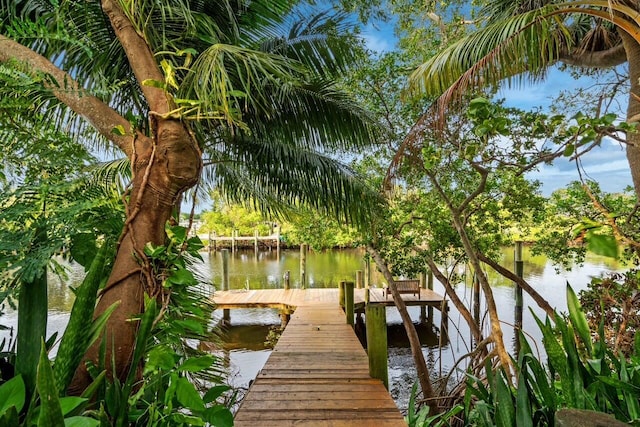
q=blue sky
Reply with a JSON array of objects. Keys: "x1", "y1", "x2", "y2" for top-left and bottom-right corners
[{"x1": 360, "y1": 23, "x2": 634, "y2": 196}]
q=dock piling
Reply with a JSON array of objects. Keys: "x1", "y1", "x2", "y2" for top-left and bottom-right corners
[
  {"x1": 221, "y1": 248, "x2": 230, "y2": 325},
  {"x1": 345, "y1": 281, "x2": 354, "y2": 327},
  {"x1": 356, "y1": 270, "x2": 363, "y2": 289},
  {"x1": 365, "y1": 303, "x2": 388, "y2": 389},
  {"x1": 283, "y1": 270, "x2": 290, "y2": 290},
  {"x1": 514, "y1": 241, "x2": 524, "y2": 354},
  {"x1": 300, "y1": 243, "x2": 307, "y2": 289}
]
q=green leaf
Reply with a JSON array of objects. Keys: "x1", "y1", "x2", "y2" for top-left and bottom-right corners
[
  {"x1": 585, "y1": 232, "x2": 618, "y2": 258},
  {"x1": 64, "y1": 416, "x2": 100, "y2": 427},
  {"x1": 563, "y1": 144, "x2": 575, "y2": 157},
  {"x1": 494, "y1": 369, "x2": 515, "y2": 427},
  {"x1": 70, "y1": 233, "x2": 97, "y2": 268},
  {"x1": 167, "y1": 268, "x2": 198, "y2": 286},
  {"x1": 175, "y1": 377, "x2": 205, "y2": 412},
  {"x1": 203, "y1": 385, "x2": 231, "y2": 404},
  {"x1": 0, "y1": 375, "x2": 25, "y2": 415},
  {"x1": 566, "y1": 283, "x2": 592, "y2": 354},
  {"x1": 174, "y1": 319, "x2": 204, "y2": 334},
  {"x1": 515, "y1": 367, "x2": 533, "y2": 427},
  {"x1": 171, "y1": 413, "x2": 205, "y2": 425},
  {"x1": 79, "y1": 371, "x2": 105, "y2": 401},
  {"x1": 59, "y1": 397, "x2": 87, "y2": 416},
  {"x1": 204, "y1": 405, "x2": 234, "y2": 427},
  {"x1": 0, "y1": 406, "x2": 19, "y2": 427},
  {"x1": 141, "y1": 79, "x2": 166, "y2": 89},
  {"x1": 54, "y1": 240, "x2": 114, "y2": 394},
  {"x1": 37, "y1": 340, "x2": 65, "y2": 427},
  {"x1": 111, "y1": 125, "x2": 126, "y2": 136},
  {"x1": 143, "y1": 242, "x2": 165, "y2": 258},
  {"x1": 146, "y1": 346, "x2": 176, "y2": 373},
  {"x1": 177, "y1": 355, "x2": 215, "y2": 373},
  {"x1": 166, "y1": 225, "x2": 188, "y2": 243}
]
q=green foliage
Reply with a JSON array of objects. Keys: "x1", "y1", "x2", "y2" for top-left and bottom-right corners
[
  {"x1": 405, "y1": 382, "x2": 463, "y2": 426},
  {"x1": 200, "y1": 196, "x2": 358, "y2": 250},
  {"x1": 533, "y1": 181, "x2": 639, "y2": 267},
  {"x1": 94, "y1": 224, "x2": 233, "y2": 427},
  {"x1": 579, "y1": 269, "x2": 640, "y2": 357},
  {"x1": 464, "y1": 284, "x2": 640, "y2": 425},
  {"x1": 53, "y1": 241, "x2": 116, "y2": 395}
]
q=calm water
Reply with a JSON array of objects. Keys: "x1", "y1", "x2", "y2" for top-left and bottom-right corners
[
  {"x1": 198, "y1": 247, "x2": 628, "y2": 409},
  {"x1": 0, "y1": 247, "x2": 628, "y2": 411}
]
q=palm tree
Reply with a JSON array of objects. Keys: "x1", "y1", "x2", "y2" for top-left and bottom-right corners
[
  {"x1": 407, "y1": 0, "x2": 640, "y2": 197},
  {"x1": 0, "y1": 0, "x2": 382, "y2": 392}
]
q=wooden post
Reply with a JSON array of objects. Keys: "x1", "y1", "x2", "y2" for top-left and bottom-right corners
[
  {"x1": 427, "y1": 270, "x2": 434, "y2": 324},
  {"x1": 345, "y1": 281, "x2": 355, "y2": 327},
  {"x1": 213, "y1": 231, "x2": 217, "y2": 252},
  {"x1": 208, "y1": 232, "x2": 212, "y2": 253},
  {"x1": 283, "y1": 270, "x2": 290, "y2": 290},
  {"x1": 356, "y1": 270, "x2": 363, "y2": 289},
  {"x1": 300, "y1": 243, "x2": 307, "y2": 289},
  {"x1": 439, "y1": 300, "x2": 449, "y2": 346},
  {"x1": 280, "y1": 310, "x2": 291, "y2": 328},
  {"x1": 366, "y1": 303, "x2": 388, "y2": 389},
  {"x1": 254, "y1": 229, "x2": 259, "y2": 255},
  {"x1": 221, "y1": 248, "x2": 230, "y2": 325},
  {"x1": 231, "y1": 230, "x2": 236, "y2": 253},
  {"x1": 364, "y1": 258, "x2": 371, "y2": 288},
  {"x1": 339, "y1": 281, "x2": 345, "y2": 309},
  {"x1": 514, "y1": 241, "x2": 524, "y2": 353},
  {"x1": 276, "y1": 226, "x2": 281, "y2": 260},
  {"x1": 419, "y1": 272, "x2": 427, "y2": 324}
]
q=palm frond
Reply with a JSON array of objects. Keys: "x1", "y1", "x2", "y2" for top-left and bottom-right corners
[
  {"x1": 255, "y1": 8, "x2": 361, "y2": 78},
  {"x1": 241, "y1": 79, "x2": 382, "y2": 152},
  {"x1": 202, "y1": 137, "x2": 383, "y2": 228},
  {"x1": 179, "y1": 43, "x2": 306, "y2": 126},
  {"x1": 410, "y1": 7, "x2": 573, "y2": 101}
]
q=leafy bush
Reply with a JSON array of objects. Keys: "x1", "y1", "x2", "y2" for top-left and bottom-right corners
[
  {"x1": 463, "y1": 285, "x2": 640, "y2": 426},
  {"x1": 579, "y1": 269, "x2": 640, "y2": 356},
  {"x1": 0, "y1": 225, "x2": 234, "y2": 426}
]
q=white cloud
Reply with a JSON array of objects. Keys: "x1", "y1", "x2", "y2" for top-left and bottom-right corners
[{"x1": 360, "y1": 22, "x2": 395, "y2": 53}]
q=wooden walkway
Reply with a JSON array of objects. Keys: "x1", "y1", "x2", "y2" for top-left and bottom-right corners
[{"x1": 233, "y1": 303, "x2": 407, "y2": 426}]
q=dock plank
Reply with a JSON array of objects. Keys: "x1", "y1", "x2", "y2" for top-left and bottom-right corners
[{"x1": 233, "y1": 303, "x2": 406, "y2": 426}]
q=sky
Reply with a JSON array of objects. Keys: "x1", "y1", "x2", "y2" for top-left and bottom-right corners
[{"x1": 360, "y1": 23, "x2": 634, "y2": 197}]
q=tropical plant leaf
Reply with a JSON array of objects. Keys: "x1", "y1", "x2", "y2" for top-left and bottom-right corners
[
  {"x1": 37, "y1": 339, "x2": 65, "y2": 427},
  {"x1": 0, "y1": 375, "x2": 25, "y2": 415},
  {"x1": 566, "y1": 283, "x2": 593, "y2": 354}
]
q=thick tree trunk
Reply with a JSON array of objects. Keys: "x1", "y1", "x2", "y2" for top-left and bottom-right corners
[
  {"x1": 70, "y1": 121, "x2": 201, "y2": 393},
  {"x1": 68, "y1": 0, "x2": 205, "y2": 394},
  {"x1": 620, "y1": 31, "x2": 640, "y2": 200}
]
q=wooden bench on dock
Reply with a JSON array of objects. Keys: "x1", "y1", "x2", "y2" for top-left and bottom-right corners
[{"x1": 384, "y1": 279, "x2": 420, "y2": 298}]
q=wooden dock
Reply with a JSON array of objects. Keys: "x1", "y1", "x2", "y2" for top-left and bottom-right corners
[
  {"x1": 216, "y1": 287, "x2": 448, "y2": 425},
  {"x1": 213, "y1": 287, "x2": 446, "y2": 311},
  {"x1": 233, "y1": 303, "x2": 407, "y2": 426}
]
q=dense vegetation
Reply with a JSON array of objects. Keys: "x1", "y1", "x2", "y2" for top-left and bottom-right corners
[{"x1": 1, "y1": 0, "x2": 639, "y2": 425}]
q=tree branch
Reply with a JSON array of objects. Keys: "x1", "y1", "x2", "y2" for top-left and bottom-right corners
[
  {"x1": 559, "y1": 44, "x2": 627, "y2": 68},
  {"x1": 101, "y1": 0, "x2": 171, "y2": 115},
  {"x1": 0, "y1": 35, "x2": 137, "y2": 156},
  {"x1": 477, "y1": 251, "x2": 555, "y2": 317}
]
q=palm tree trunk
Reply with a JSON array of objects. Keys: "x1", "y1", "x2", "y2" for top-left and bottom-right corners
[{"x1": 620, "y1": 31, "x2": 640, "y2": 200}]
